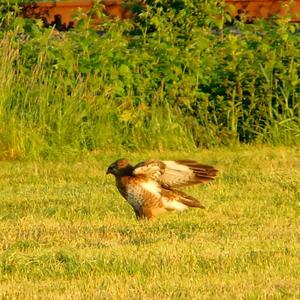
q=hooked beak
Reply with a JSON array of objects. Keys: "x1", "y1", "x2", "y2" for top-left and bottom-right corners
[{"x1": 106, "y1": 168, "x2": 112, "y2": 175}]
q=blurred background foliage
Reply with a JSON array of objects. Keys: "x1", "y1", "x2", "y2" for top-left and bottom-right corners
[{"x1": 0, "y1": 0, "x2": 299, "y2": 159}]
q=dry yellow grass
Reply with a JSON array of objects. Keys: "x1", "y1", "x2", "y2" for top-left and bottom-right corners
[{"x1": 0, "y1": 146, "x2": 299, "y2": 299}]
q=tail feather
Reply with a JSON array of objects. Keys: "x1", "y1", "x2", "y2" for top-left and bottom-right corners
[{"x1": 173, "y1": 189, "x2": 205, "y2": 209}]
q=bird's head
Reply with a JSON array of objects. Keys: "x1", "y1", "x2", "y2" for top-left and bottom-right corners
[{"x1": 106, "y1": 159, "x2": 132, "y2": 177}]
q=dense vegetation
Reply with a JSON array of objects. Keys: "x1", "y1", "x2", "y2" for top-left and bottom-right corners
[{"x1": 0, "y1": 0, "x2": 299, "y2": 159}]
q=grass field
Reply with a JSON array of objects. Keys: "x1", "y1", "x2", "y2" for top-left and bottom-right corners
[
  {"x1": 0, "y1": 145, "x2": 299, "y2": 299},
  {"x1": 1, "y1": 2, "x2": 299, "y2": 298}
]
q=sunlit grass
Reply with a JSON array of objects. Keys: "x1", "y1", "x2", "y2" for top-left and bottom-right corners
[
  {"x1": 0, "y1": 146, "x2": 299, "y2": 299},
  {"x1": 1, "y1": 7, "x2": 300, "y2": 160}
]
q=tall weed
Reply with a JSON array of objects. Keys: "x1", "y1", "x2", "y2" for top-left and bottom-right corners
[{"x1": 0, "y1": 0, "x2": 299, "y2": 159}]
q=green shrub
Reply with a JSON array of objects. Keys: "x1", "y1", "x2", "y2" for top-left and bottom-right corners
[{"x1": 0, "y1": 0, "x2": 299, "y2": 159}]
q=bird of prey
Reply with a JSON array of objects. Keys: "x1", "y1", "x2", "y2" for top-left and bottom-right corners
[{"x1": 106, "y1": 159, "x2": 218, "y2": 219}]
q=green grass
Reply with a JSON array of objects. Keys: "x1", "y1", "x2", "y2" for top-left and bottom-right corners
[
  {"x1": 0, "y1": 146, "x2": 299, "y2": 299},
  {"x1": 1, "y1": 2, "x2": 300, "y2": 159}
]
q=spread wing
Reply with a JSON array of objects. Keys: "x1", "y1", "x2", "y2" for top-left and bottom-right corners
[{"x1": 133, "y1": 159, "x2": 218, "y2": 188}]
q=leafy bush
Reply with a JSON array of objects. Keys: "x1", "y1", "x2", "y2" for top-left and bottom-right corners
[{"x1": 0, "y1": 0, "x2": 299, "y2": 159}]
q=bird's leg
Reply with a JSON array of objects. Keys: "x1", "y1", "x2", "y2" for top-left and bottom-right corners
[{"x1": 133, "y1": 206, "x2": 144, "y2": 220}]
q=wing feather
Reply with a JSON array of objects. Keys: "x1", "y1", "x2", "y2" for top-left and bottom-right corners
[
  {"x1": 133, "y1": 160, "x2": 165, "y2": 180},
  {"x1": 133, "y1": 159, "x2": 218, "y2": 188}
]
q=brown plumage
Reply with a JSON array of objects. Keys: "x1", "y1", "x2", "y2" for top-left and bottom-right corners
[{"x1": 106, "y1": 158, "x2": 218, "y2": 219}]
